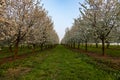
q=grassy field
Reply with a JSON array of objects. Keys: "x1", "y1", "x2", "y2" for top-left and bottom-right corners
[
  {"x1": 0, "y1": 47, "x2": 32, "y2": 59},
  {"x1": 0, "y1": 46, "x2": 42, "y2": 59},
  {"x1": 0, "y1": 45, "x2": 120, "y2": 80},
  {"x1": 77, "y1": 45, "x2": 120, "y2": 57}
]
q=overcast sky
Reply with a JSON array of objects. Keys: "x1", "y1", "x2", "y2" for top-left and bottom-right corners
[{"x1": 41, "y1": 0, "x2": 84, "y2": 40}]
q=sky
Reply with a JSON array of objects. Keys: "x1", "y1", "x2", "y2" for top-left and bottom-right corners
[{"x1": 41, "y1": 0, "x2": 84, "y2": 40}]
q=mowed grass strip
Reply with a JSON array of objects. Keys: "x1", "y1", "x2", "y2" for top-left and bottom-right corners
[
  {"x1": 0, "y1": 47, "x2": 33, "y2": 59},
  {"x1": 77, "y1": 45, "x2": 120, "y2": 57},
  {"x1": 0, "y1": 45, "x2": 118, "y2": 80}
]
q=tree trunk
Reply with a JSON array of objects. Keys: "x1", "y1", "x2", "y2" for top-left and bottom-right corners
[
  {"x1": 106, "y1": 42, "x2": 110, "y2": 49},
  {"x1": 78, "y1": 42, "x2": 80, "y2": 49},
  {"x1": 70, "y1": 44, "x2": 72, "y2": 48},
  {"x1": 40, "y1": 43, "x2": 43, "y2": 51},
  {"x1": 32, "y1": 44, "x2": 35, "y2": 53},
  {"x1": 96, "y1": 42, "x2": 98, "y2": 48},
  {"x1": 101, "y1": 39, "x2": 105, "y2": 56},
  {"x1": 73, "y1": 42, "x2": 75, "y2": 49},
  {"x1": 9, "y1": 44, "x2": 13, "y2": 53},
  {"x1": 50, "y1": 45, "x2": 52, "y2": 48},
  {"x1": 85, "y1": 40, "x2": 87, "y2": 51},
  {"x1": 27, "y1": 45, "x2": 30, "y2": 49}
]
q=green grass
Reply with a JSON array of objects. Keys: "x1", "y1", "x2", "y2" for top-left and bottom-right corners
[
  {"x1": 0, "y1": 46, "x2": 42, "y2": 59},
  {"x1": 0, "y1": 45, "x2": 119, "y2": 80},
  {"x1": 0, "y1": 47, "x2": 32, "y2": 59},
  {"x1": 76, "y1": 45, "x2": 120, "y2": 57},
  {"x1": 0, "y1": 47, "x2": 11, "y2": 58}
]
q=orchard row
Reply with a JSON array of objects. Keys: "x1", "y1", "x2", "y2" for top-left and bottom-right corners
[
  {"x1": 62, "y1": 0, "x2": 120, "y2": 55},
  {"x1": 0, "y1": 0, "x2": 59, "y2": 58}
]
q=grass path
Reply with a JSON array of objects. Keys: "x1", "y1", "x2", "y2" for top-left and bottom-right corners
[{"x1": 0, "y1": 45, "x2": 117, "y2": 80}]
